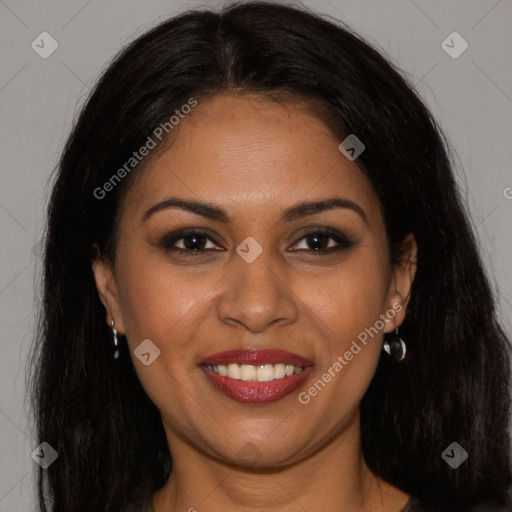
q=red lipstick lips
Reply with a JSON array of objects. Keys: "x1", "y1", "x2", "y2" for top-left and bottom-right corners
[{"x1": 200, "y1": 349, "x2": 313, "y2": 404}]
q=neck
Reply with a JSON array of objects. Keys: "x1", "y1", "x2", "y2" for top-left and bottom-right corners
[{"x1": 153, "y1": 411, "x2": 410, "y2": 512}]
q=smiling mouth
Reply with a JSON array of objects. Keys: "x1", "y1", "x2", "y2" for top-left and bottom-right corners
[{"x1": 200, "y1": 348, "x2": 313, "y2": 404}]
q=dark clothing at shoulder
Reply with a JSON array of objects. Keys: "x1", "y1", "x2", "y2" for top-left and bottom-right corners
[{"x1": 402, "y1": 495, "x2": 512, "y2": 512}]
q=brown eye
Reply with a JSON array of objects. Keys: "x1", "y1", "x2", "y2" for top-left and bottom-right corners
[
  {"x1": 160, "y1": 229, "x2": 222, "y2": 254},
  {"x1": 289, "y1": 228, "x2": 354, "y2": 253}
]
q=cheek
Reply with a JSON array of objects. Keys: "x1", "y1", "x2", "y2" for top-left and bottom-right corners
[
  {"x1": 302, "y1": 252, "x2": 388, "y2": 340},
  {"x1": 116, "y1": 246, "x2": 209, "y2": 346},
  {"x1": 298, "y1": 249, "x2": 389, "y2": 399},
  {"x1": 115, "y1": 250, "x2": 207, "y2": 410}
]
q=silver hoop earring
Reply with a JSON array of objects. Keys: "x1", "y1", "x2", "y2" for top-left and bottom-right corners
[
  {"x1": 383, "y1": 328, "x2": 406, "y2": 361},
  {"x1": 111, "y1": 320, "x2": 120, "y2": 359}
]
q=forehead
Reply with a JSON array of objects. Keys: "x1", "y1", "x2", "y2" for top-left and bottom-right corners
[{"x1": 122, "y1": 94, "x2": 381, "y2": 225}]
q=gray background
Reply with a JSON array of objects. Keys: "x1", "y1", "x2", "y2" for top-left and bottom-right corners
[{"x1": 1, "y1": 0, "x2": 511, "y2": 510}]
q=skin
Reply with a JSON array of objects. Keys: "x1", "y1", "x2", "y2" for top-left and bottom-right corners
[{"x1": 92, "y1": 93, "x2": 417, "y2": 512}]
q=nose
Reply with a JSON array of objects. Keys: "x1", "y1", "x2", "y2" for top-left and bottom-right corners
[{"x1": 216, "y1": 247, "x2": 298, "y2": 333}]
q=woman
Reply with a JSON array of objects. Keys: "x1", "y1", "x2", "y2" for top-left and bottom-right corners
[{"x1": 31, "y1": 2, "x2": 512, "y2": 511}]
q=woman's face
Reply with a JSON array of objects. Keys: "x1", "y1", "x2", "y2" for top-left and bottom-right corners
[{"x1": 93, "y1": 93, "x2": 416, "y2": 467}]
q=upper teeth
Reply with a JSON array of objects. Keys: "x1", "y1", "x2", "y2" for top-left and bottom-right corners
[{"x1": 206, "y1": 363, "x2": 303, "y2": 381}]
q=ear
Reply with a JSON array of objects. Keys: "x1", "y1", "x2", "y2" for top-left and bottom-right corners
[
  {"x1": 383, "y1": 233, "x2": 417, "y2": 333},
  {"x1": 91, "y1": 245, "x2": 125, "y2": 335}
]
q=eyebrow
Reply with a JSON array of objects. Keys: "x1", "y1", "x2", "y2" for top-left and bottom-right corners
[{"x1": 142, "y1": 196, "x2": 368, "y2": 225}]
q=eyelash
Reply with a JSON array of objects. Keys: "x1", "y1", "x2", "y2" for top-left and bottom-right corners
[{"x1": 160, "y1": 227, "x2": 354, "y2": 256}]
